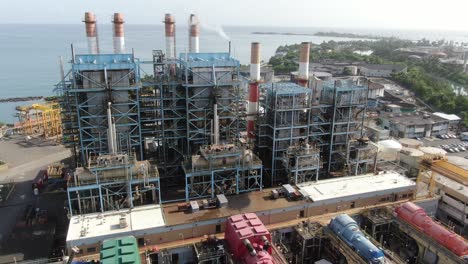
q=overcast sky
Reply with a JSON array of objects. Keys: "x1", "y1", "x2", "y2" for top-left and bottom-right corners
[{"x1": 2, "y1": 0, "x2": 468, "y2": 31}]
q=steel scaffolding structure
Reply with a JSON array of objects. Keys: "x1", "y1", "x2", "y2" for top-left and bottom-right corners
[
  {"x1": 178, "y1": 53, "x2": 261, "y2": 200},
  {"x1": 320, "y1": 79, "x2": 369, "y2": 176},
  {"x1": 139, "y1": 50, "x2": 186, "y2": 191},
  {"x1": 258, "y1": 83, "x2": 315, "y2": 186},
  {"x1": 67, "y1": 153, "x2": 161, "y2": 216},
  {"x1": 180, "y1": 53, "x2": 245, "y2": 154},
  {"x1": 59, "y1": 54, "x2": 143, "y2": 163},
  {"x1": 15, "y1": 102, "x2": 62, "y2": 138},
  {"x1": 183, "y1": 144, "x2": 262, "y2": 200}
]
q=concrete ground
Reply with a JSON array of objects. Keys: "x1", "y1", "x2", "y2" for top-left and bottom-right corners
[{"x1": 0, "y1": 135, "x2": 71, "y2": 262}]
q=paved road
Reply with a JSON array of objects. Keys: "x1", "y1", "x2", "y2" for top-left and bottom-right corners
[{"x1": 0, "y1": 149, "x2": 71, "y2": 182}]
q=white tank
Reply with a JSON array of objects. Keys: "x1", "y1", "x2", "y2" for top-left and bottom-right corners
[
  {"x1": 378, "y1": 139, "x2": 402, "y2": 161},
  {"x1": 419, "y1": 147, "x2": 447, "y2": 160},
  {"x1": 399, "y1": 138, "x2": 423, "y2": 149},
  {"x1": 400, "y1": 147, "x2": 424, "y2": 170}
]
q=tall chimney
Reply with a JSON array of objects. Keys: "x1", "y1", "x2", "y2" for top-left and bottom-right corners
[
  {"x1": 84, "y1": 12, "x2": 99, "y2": 54},
  {"x1": 247, "y1": 42, "x2": 261, "y2": 140},
  {"x1": 189, "y1": 14, "x2": 200, "y2": 53},
  {"x1": 297, "y1": 42, "x2": 310, "y2": 87},
  {"x1": 164, "y1": 14, "x2": 176, "y2": 59},
  {"x1": 112, "y1": 13, "x2": 125, "y2": 54}
]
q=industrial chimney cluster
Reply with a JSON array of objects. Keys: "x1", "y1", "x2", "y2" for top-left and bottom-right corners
[{"x1": 83, "y1": 12, "x2": 202, "y2": 56}]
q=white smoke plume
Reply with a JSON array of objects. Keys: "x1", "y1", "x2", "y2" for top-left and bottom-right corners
[{"x1": 200, "y1": 22, "x2": 230, "y2": 41}]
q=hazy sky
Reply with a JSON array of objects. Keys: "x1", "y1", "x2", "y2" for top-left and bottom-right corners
[{"x1": 3, "y1": 0, "x2": 468, "y2": 30}]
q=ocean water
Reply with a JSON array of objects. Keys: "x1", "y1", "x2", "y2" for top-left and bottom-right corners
[{"x1": 0, "y1": 24, "x2": 467, "y2": 124}]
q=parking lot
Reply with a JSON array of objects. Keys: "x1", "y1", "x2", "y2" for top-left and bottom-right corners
[{"x1": 421, "y1": 137, "x2": 468, "y2": 159}]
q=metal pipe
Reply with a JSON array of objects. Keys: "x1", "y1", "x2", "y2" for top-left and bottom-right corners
[
  {"x1": 213, "y1": 103, "x2": 220, "y2": 145},
  {"x1": 189, "y1": 14, "x2": 199, "y2": 53},
  {"x1": 83, "y1": 12, "x2": 99, "y2": 54},
  {"x1": 164, "y1": 14, "x2": 176, "y2": 59},
  {"x1": 112, "y1": 13, "x2": 125, "y2": 54},
  {"x1": 107, "y1": 102, "x2": 116, "y2": 154},
  {"x1": 298, "y1": 42, "x2": 310, "y2": 87}
]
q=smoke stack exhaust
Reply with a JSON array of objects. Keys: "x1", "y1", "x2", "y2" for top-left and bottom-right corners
[
  {"x1": 247, "y1": 42, "x2": 261, "y2": 140},
  {"x1": 189, "y1": 14, "x2": 200, "y2": 53},
  {"x1": 112, "y1": 13, "x2": 125, "y2": 54},
  {"x1": 84, "y1": 12, "x2": 99, "y2": 54},
  {"x1": 164, "y1": 14, "x2": 176, "y2": 59},
  {"x1": 298, "y1": 42, "x2": 310, "y2": 87}
]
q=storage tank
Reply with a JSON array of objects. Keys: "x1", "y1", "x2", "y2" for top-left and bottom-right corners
[
  {"x1": 419, "y1": 147, "x2": 447, "y2": 160},
  {"x1": 399, "y1": 138, "x2": 423, "y2": 149},
  {"x1": 378, "y1": 139, "x2": 402, "y2": 161},
  {"x1": 399, "y1": 147, "x2": 424, "y2": 173}
]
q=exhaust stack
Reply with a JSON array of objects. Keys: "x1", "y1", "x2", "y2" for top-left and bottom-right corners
[
  {"x1": 84, "y1": 12, "x2": 99, "y2": 54},
  {"x1": 297, "y1": 42, "x2": 310, "y2": 87},
  {"x1": 247, "y1": 42, "x2": 261, "y2": 140},
  {"x1": 189, "y1": 14, "x2": 200, "y2": 53},
  {"x1": 164, "y1": 14, "x2": 176, "y2": 59},
  {"x1": 213, "y1": 103, "x2": 220, "y2": 145},
  {"x1": 107, "y1": 103, "x2": 117, "y2": 155},
  {"x1": 112, "y1": 13, "x2": 125, "y2": 54}
]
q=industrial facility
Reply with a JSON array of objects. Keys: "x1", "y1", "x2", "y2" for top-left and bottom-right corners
[{"x1": 47, "y1": 11, "x2": 468, "y2": 264}]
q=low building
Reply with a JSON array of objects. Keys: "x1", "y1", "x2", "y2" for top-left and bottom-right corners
[
  {"x1": 358, "y1": 64, "x2": 407, "y2": 78},
  {"x1": 379, "y1": 112, "x2": 449, "y2": 139},
  {"x1": 432, "y1": 112, "x2": 461, "y2": 130},
  {"x1": 67, "y1": 171, "x2": 415, "y2": 256}
]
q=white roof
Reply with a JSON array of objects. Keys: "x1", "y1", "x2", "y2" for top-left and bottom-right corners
[
  {"x1": 435, "y1": 174, "x2": 467, "y2": 199},
  {"x1": 66, "y1": 204, "x2": 165, "y2": 247},
  {"x1": 378, "y1": 139, "x2": 402, "y2": 151},
  {"x1": 297, "y1": 172, "x2": 415, "y2": 204},
  {"x1": 433, "y1": 112, "x2": 461, "y2": 121}
]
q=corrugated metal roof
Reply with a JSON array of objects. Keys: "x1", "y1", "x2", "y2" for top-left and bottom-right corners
[{"x1": 100, "y1": 236, "x2": 141, "y2": 264}]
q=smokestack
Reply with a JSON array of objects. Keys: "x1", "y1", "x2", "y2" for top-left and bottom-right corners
[
  {"x1": 297, "y1": 42, "x2": 310, "y2": 87},
  {"x1": 213, "y1": 103, "x2": 220, "y2": 145},
  {"x1": 247, "y1": 42, "x2": 261, "y2": 140},
  {"x1": 112, "y1": 13, "x2": 125, "y2": 54},
  {"x1": 164, "y1": 14, "x2": 176, "y2": 59},
  {"x1": 107, "y1": 103, "x2": 117, "y2": 155},
  {"x1": 189, "y1": 14, "x2": 200, "y2": 53},
  {"x1": 83, "y1": 12, "x2": 99, "y2": 54}
]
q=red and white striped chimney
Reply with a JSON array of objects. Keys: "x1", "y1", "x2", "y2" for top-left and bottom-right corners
[
  {"x1": 247, "y1": 42, "x2": 261, "y2": 140},
  {"x1": 112, "y1": 13, "x2": 125, "y2": 54},
  {"x1": 189, "y1": 14, "x2": 200, "y2": 53},
  {"x1": 164, "y1": 14, "x2": 176, "y2": 59},
  {"x1": 84, "y1": 12, "x2": 99, "y2": 54},
  {"x1": 297, "y1": 42, "x2": 310, "y2": 87}
]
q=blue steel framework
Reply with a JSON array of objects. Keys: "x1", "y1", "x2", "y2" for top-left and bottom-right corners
[
  {"x1": 60, "y1": 54, "x2": 143, "y2": 163},
  {"x1": 66, "y1": 154, "x2": 161, "y2": 216},
  {"x1": 320, "y1": 80, "x2": 370, "y2": 175},
  {"x1": 258, "y1": 83, "x2": 318, "y2": 186},
  {"x1": 139, "y1": 50, "x2": 186, "y2": 191},
  {"x1": 59, "y1": 51, "x2": 261, "y2": 202},
  {"x1": 179, "y1": 53, "x2": 261, "y2": 200}
]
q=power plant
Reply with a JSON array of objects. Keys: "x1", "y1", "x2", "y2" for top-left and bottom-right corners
[{"x1": 49, "y1": 12, "x2": 468, "y2": 264}]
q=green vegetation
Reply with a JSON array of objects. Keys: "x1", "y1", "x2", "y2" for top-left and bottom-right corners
[
  {"x1": 269, "y1": 38, "x2": 468, "y2": 126},
  {"x1": 314, "y1": 31, "x2": 381, "y2": 39}
]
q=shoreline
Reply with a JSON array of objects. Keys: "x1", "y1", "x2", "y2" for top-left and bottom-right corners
[{"x1": 0, "y1": 96, "x2": 44, "y2": 103}]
